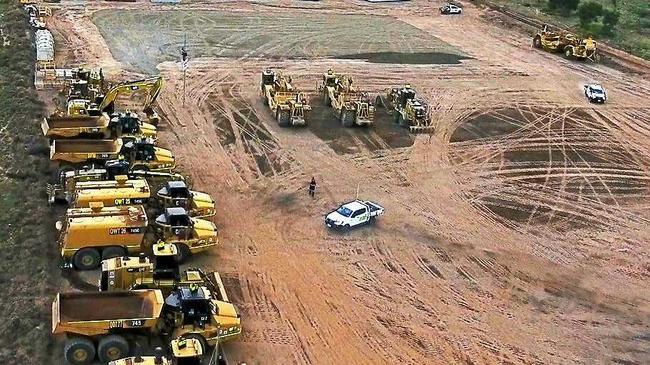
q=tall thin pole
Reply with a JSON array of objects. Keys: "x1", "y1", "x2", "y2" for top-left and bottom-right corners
[{"x1": 182, "y1": 34, "x2": 187, "y2": 106}]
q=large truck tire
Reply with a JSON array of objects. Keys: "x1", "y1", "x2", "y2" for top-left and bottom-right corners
[
  {"x1": 101, "y1": 246, "x2": 126, "y2": 260},
  {"x1": 73, "y1": 248, "x2": 101, "y2": 270},
  {"x1": 97, "y1": 335, "x2": 129, "y2": 363},
  {"x1": 175, "y1": 243, "x2": 192, "y2": 263},
  {"x1": 533, "y1": 35, "x2": 542, "y2": 48},
  {"x1": 64, "y1": 337, "x2": 95, "y2": 365},
  {"x1": 564, "y1": 47, "x2": 573, "y2": 59},
  {"x1": 323, "y1": 91, "x2": 331, "y2": 106},
  {"x1": 341, "y1": 108, "x2": 355, "y2": 127},
  {"x1": 277, "y1": 110, "x2": 290, "y2": 127}
]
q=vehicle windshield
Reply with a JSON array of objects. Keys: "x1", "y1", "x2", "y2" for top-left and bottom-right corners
[
  {"x1": 336, "y1": 206, "x2": 353, "y2": 217},
  {"x1": 591, "y1": 88, "x2": 604, "y2": 94}
]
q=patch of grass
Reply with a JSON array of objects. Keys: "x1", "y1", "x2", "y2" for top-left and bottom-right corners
[
  {"x1": 0, "y1": 2, "x2": 60, "y2": 363},
  {"x1": 486, "y1": 0, "x2": 650, "y2": 60}
]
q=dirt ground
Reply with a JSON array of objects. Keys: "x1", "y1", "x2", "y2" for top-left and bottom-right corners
[{"x1": 45, "y1": 0, "x2": 650, "y2": 364}]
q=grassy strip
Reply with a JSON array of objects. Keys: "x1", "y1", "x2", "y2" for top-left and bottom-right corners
[
  {"x1": 481, "y1": 0, "x2": 650, "y2": 60},
  {"x1": 0, "y1": 2, "x2": 59, "y2": 363}
]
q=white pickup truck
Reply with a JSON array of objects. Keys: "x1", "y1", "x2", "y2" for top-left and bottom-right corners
[{"x1": 325, "y1": 200, "x2": 384, "y2": 229}]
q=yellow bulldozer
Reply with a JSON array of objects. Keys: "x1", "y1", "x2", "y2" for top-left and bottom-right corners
[
  {"x1": 108, "y1": 339, "x2": 205, "y2": 365},
  {"x1": 317, "y1": 69, "x2": 374, "y2": 127},
  {"x1": 260, "y1": 69, "x2": 310, "y2": 127},
  {"x1": 377, "y1": 84, "x2": 433, "y2": 133},
  {"x1": 533, "y1": 26, "x2": 597, "y2": 61}
]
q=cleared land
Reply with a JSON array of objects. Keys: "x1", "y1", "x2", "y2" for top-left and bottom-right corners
[{"x1": 42, "y1": 0, "x2": 650, "y2": 364}]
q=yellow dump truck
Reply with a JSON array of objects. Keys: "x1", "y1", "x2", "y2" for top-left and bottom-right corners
[
  {"x1": 154, "y1": 207, "x2": 219, "y2": 262},
  {"x1": 53, "y1": 286, "x2": 241, "y2": 364},
  {"x1": 156, "y1": 180, "x2": 215, "y2": 218},
  {"x1": 42, "y1": 112, "x2": 157, "y2": 140},
  {"x1": 47, "y1": 160, "x2": 185, "y2": 205},
  {"x1": 108, "y1": 339, "x2": 208, "y2": 365},
  {"x1": 50, "y1": 138, "x2": 175, "y2": 172},
  {"x1": 100, "y1": 243, "x2": 229, "y2": 299},
  {"x1": 71, "y1": 175, "x2": 150, "y2": 208},
  {"x1": 318, "y1": 69, "x2": 374, "y2": 127},
  {"x1": 260, "y1": 69, "x2": 310, "y2": 127},
  {"x1": 56, "y1": 203, "x2": 149, "y2": 270}
]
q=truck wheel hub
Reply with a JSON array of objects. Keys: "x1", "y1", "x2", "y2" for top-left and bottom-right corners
[{"x1": 73, "y1": 349, "x2": 88, "y2": 361}]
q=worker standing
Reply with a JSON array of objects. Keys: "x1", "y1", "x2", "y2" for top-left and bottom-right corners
[{"x1": 308, "y1": 177, "x2": 316, "y2": 197}]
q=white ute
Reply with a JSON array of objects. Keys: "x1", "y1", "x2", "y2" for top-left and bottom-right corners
[
  {"x1": 584, "y1": 83, "x2": 607, "y2": 103},
  {"x1": 325, "y1": 200, "x2": 384, "y2": 229},
  {"x1": 440, "y1": 4, "x2": 462, "y2": 15}
]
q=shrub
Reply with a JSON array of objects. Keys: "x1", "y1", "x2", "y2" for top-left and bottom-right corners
[{"x1": 577, "y1": 1, "x2": 603, "y2": 27}]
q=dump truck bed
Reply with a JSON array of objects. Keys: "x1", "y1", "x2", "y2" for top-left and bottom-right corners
[
  {"x1": 50, "y1": 139, "x2": 122, "y2": 163},
  {"x1": 42, "y1": 115, "x2": 109, "y2": 138},
  {"x1": 52, "y1": 290, "x2": 164, "y2": 336}
]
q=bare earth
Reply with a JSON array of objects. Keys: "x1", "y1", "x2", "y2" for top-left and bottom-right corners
[{"x1": 47, "y1": 1, "x2": 650, "y2": 364}]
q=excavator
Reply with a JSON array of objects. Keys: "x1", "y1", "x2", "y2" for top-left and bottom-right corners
[
  {"x1": 318, "y1": 69, "x2": 374, "y2": 127},
  {"x1": 52, "y1": 76, "x2": 163, "y2": 126}
]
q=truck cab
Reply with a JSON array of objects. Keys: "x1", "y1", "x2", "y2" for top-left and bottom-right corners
[
  {"x1": 157, "y1": 181, "x2": 216, "y2": 218},
  {"x1": 121, "y1": 138, "x2": 175, "y2": 172},
  {"x1": 154, "y1": 207, "x2": 219, "y2": 262},
  {"x1": 110, "y1": 112, "x2": 157, "y2": 139},
  {"x1": 165, "y1": 286, "x2": 242, "y2": 347}
]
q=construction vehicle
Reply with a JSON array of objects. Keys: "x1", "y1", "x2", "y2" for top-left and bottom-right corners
[
  {"x1": 57, "y1": 202, "x2": 218, "y2": 270},
  {"x1": 260, "y1": 69, "x2": 310, "y2": 127},
  {"x1": 533, "y1": 26, "x2": 597, "y2": 61},
  {"x1": 156, "y1": 181, "x2": 216, "y2": 218},
  {"x1": 377, "y1": 85, "x2": 433, "y2": 133},
  {"x1": 100, "y1": 244, "x2": 232, "y2": 312},
  {"x1": 47, "y1": 160, "x2": 185, "y2": 205},
  {"x1": 52, "y1": 285, "x2": 241, "y2": 364},
  {"x1": 56, "y1": 203, "x2": 149, "y2": 270},
  {"x1": 49, "y1": 138, "x2": 175, "y2": 172},
  {"x1": 42, "y1": 112, "x2": 157, "y2": 140},
  {"x1": 154, "y1": 207, "x2": 219, "y2": 262},
  {"x1": 70, "y1": 175, "x2": 151, "y2": 208},
  {"x1": 108, "y1": 340, "x2": 204, "y2": 365},
  {"x1": 317, "y1": 69, "x2": 374, "y2": 127},
  {"x1": 62, "y1": 77, "x2": 163, "y2": 123}
]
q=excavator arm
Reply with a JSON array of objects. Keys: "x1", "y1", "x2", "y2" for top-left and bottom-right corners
[{"x1": 98, "y1": 77, "x2": 163, "y2": 122}]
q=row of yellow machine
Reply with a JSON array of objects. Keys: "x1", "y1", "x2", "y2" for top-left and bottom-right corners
[
  {"x1": 45, "y1": 68, "x2": 238, "y2": 365},
  {"x1": 261, "y1": 68, "x2": 435, "y2": 133}
]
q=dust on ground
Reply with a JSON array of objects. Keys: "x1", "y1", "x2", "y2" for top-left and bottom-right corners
[{"x1": 45, "y1": 0, "x2": 650, "y2": 364}]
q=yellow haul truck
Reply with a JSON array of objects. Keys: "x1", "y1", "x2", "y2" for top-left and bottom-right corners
[
  {"x1": 154, "y1": 208, "x2": 219, "y2": 262},
  {"x1": 109, "y1": 339, "x2": 203, "y2": 365},
  {"x1": 42, "y1": 112, "x2": 157, "y2": 140},
  {"x1": 156, "y1": 181, "x2": 216, "y2": 218},
  {"x1": 108, "y1": 338, "x2": 230, "y2": 365},
  {"x1": 57, "y1": 203, "x2": 149, "y2": 270},
  {"x1": 47, "y1": 160, "x2": 185, "y2": 205},
  {"x1": 100, "y1": 243, "x2": 230, "y2": 300},
  {"x1": 57, "y1": 203, "x2": 218, "y2": 270},
  {"x1": 50, "y1": 138, "x2": 175, "y2": 172},
  {"x1": 71, "y1": 175, "x2": 150, "y2": 208},
  {"x1": 52, "y1": 286, "x2": 241, "y2": 365}
]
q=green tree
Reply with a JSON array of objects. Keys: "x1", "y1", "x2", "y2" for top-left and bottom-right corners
[
  {"x1": 601, "y1": 9, "x2": 620, "y2": 35},
  {"x1": 577, "y1": 1, "x2": 603, "y2": 27},
  {"x1": 548, "y1": 0, "x2": 580, "y2": 15}
]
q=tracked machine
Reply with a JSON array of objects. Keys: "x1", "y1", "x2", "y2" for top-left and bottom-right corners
[
  {"x1": 377, "y1": 84, "x2": 433, "y2": 133},
  {"x1": 533, "y1": 26, "x2": 597, "y2": 61},
  {"x1": 317, "y1": 69, "x2": 374, "y2": 127},
  {"x1": 260, "y1": 69, "x2": 310, "y2": 127}
]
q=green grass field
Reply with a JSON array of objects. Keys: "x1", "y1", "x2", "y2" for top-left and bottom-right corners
[
  {"x1": 0, "y1": 2, "x2": 59, "y2": 363},
  {"x1": 486, "y1": 0, "x2": 650, "y2": 59}
]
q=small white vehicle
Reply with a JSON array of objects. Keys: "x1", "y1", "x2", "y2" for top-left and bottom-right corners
[
  {"x1": 440, "y1": 4, "x2": 462, "y2": 15},
  {"x1": 325, "y1": 200, "x2": 384, "y2": 229},
  {"x1": 584, "y1": 83, "x2": 607, "y2": 103}
]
